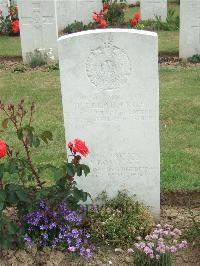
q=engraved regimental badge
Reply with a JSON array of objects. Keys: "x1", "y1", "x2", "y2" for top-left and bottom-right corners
[{"x1": 86, "y1": 35, "x2": 131, "y2": 91}]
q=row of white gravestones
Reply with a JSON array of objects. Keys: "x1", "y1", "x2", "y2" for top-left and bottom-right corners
[
  {"x1": 58, "y1": 29, "x2": 160, "y2": 218},
  {"x1": 179, "y1": 0, "x2": 200, "y2": 59},
  {"x1": 17, "y1": 0, "x2": 102, "y2": 62},
  {"x1": 140, "y1": 0, "x2": 167, "y2": 22},
  {"x1": 0, "y1": 0, "x2": 9, "y2": 17}
]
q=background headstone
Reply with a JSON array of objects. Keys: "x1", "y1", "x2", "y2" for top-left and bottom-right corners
[
  {"x1": 140, "y1": 0, "x2": 167, "y2": 21},
  {"x1": 58, "y1": 29, "x2": 160, "y2": 218},
  {"x1": 180, "y1": 0, "x2": 200, "y2": 59},
  {"x1": 126, "y1": 0, "x2": 138, "y2": 4},
  {"x1": 56, "y1": 0, "x2": 102, "y2": 32},
  {"x1": 0, "y1": 0, "x2": 10, "y2": 17},
  {"x1": 17, "y1": 0, "x2": 58, "y2": 62}
]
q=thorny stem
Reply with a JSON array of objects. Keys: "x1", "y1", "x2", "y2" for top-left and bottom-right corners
[{"x1": 0, "y1": 102, "x2": 43, "y2": 189}]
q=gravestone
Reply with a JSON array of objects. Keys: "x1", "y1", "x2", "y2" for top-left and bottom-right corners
[
  {"x1": 140, "y1": 0, "x2": 167, "y2": 21},
  {"x1": 0, "y1": 0, "x2": 10, "y2": 17},
  {"x1": 126, "y1": 0, "x2": 138, "y2": 4},
  {"x1": 58, "y1": 29, "x2": 160, "y2": 218},
  {"x1": 180, "y1": 0, "x2": 200, "y2": 59},
  {"x1": 17, "y1": 0, "x2": 58, "y2": 62},
  {"x1": 56, "y1": 0, "x2": 102, "y2": 32}
]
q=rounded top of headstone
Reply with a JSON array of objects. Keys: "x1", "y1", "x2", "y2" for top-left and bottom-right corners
[{"x1": 58, "y1": 28, "x2": 158, "y2": 42}]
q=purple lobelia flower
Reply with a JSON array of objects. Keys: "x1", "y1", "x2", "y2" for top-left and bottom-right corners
[{"x1": 23, "y1": 201, "x2": 94, "y2": 260}]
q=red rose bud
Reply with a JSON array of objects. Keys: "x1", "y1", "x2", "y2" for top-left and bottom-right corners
[
  {"x1": 103, "y1": 3, "x2": 109, "y2": 10},
  {"x1": 11, "y1": 20, "x2": 20, "y2": 33},
  {"x1": 131, "y1": 18, "x2": 138, "y2": 26},
  {"x1": 100, "y1": 19, "x2": 107, "y2": 29},
  {"x1": 0, "y1": 139, "x2": 7, "y2": 159},
  {"x1": 134, "y1": 12, "x2": 141, "y2": 21}
]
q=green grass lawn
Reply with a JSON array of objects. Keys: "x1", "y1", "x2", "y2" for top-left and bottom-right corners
[
  {"x1": 0, "y1": 31, "x2": 179, "y2": 58},
  {"x1": 0, "y1": 66, "x2": 199, "y2": 191},
  {"x1": 0, "y1": 36, "x2": 22, "y2": 57}
]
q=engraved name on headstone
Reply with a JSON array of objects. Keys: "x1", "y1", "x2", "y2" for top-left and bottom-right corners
[{"x1": 58, "y1": 29, "x2": 160, "y2": 217}]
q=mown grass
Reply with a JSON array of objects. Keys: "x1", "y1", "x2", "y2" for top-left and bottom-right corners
[
  {"x1": 0, "y1": 31, "x2": 179, "y2": 58},
  {"x1": 0, "y1": 66, "x2": 199, "y2": 191},
  {"x1": 0, "y1": 36, "x2": 22, "y2": 57}
]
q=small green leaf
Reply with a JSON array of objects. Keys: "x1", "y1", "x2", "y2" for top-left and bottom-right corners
[
  {"x1": 81, "y1": 164, "x2": 90, "y2": 176},
  {"x1": 0, "y1": 190, "x2": 6, "y2": 202},
  {"x1": 2, "y1": 118, "x2": 9, "y2": 129},
  {"x1": 66, "y1": 163, "x2": 75, "y2": 176},
  {"x1": 76, "y1": 165, "x2": 82, "y2": 177}
]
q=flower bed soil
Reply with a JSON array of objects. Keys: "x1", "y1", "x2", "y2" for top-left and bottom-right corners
[{"x1": 0, "y1": 204, "x2": 199, "y2": 266}]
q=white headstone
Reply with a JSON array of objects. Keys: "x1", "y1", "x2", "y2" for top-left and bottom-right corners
[
  {"x1": 56, "y1": 0, "x2": 102, "y2": 32},
  {"x1": 140, "y1": 0, "x2": 167, "y2": 21},
  {"x1": 17, "y1": 0, "x2": 58, "y2": 62},
  {"x1": 0, "y1": 0, "x2": 10, "y2": 17},
  {"x1": 180, "y1": 0, "x2": 200, "y2": 59},
  {"x1": 58, "y1": 29, "x2": 160, "y2": 218},
  {"x1": 126, "y1": 0, "x2": 138, "y2": 4}
]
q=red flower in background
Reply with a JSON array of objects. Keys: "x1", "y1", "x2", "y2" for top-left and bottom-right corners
[
  {"x1": 134, "y1": 12, "x2": 141, "y2": 21},
  {"x1": 68, "y1": 138, "x2": 89, "y2": 157},
  {"x1": 131, "y1": 18, "x2": 138, "y2": 26},
  {"x1": 130, "y1": 12, "x2": 141, "y2": 27},
  {"x1": 11, "y1": 20, "x2": 20, "y2": 33},
  {"x1": 0, "y1": 140, "x2": 6, "y2": 159},
  {"x1": 103, "y1": 3, "x2": 109, "y2": 11}
]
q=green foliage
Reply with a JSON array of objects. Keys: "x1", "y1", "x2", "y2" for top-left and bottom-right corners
[
  {"x1": 47, "y1": 62, "x2": 59, "y2": 71},
  {"x1": 104, "y1": 1, "x2": 127, "y2": 26},
  {"x1": 142, "y1": 9, "x2": 179, "y2": 31},
  {"x1": 134, "y1": 252, "x2": 172, "y2": 266},
  {"x1": 63, "y1": 21, "x2": 96, "y2": 34},
  {"x1": 87, "y1": 192, "x2": 154, "y2": 247},
  {"x1": 0, "y1": 5, "x2": 19, "y2": 36},
  {"x1": 11, "y1": 64, "x2": 27, "y2": 73},
  {"x1": 26, "y1": 49, "x2": 48, "y2": 68},
  {"x1": 188, "y1": 54, "x2": 200, "y2": 63},
  {"x1": 184, "y1": 210, "x2": 200, "y2": 248}
]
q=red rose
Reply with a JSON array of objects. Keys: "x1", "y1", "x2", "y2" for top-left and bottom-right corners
[
  {"x1": 103, "y1": 3, "x2": 109, "y2": 10},
  {"x1": 131, "y1": 18, "x2": 138, "y2": 26},
  {"x1": 100, "y1": 19, "x2": 107, "y2": 29},
  {"x1": 92, "y1": 13, "x2": 99, "y2": 22},
  {"x1": 134, "y1": 12, "x2": 141, "y2": 21},
  {"x1": 68, "y1": 138, "x2": 89, "y2": 157},
  {"x1": 0, "y1": 139, "x2": 6, "y2": 159},
  {"x1": 11, "y1": 20, "x2": 20, "y2": 33}
]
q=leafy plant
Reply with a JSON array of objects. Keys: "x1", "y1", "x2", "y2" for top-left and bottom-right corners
[
  {"x1": 188, "y1": 54, "x2": 200, "y2": 63},
  {"x1": 87, "y1": 192, "x2": 154, "y2": 247},
  {"x1": 26, "y1": 49, "x2": 48, "y2": 68},
  {"x1": 130, "y1": 224, "x2": 188, "y2": 266},
  {"x1": 11, "y1": 64, "x2": 27, "y2": 73},
  {"x1": 0, "y1": 100, "x2": 91, "y2": 249},
  {"x1": 0, "y1": 5, "x2": 19, "y2": 36},
  {"x1": 23, "y1": 201, "x2": 94, "y2": 260},
  {"x1": 141, "y1": 9, "x2": 179, "y2": 31},
  {"x1": 184, "y1": 209, "x2": 200, "y2": 248}
]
